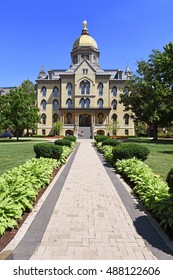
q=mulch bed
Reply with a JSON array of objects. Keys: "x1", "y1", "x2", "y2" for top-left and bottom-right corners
[{"x1": 0, "y1": 167, "x2": 60, "y2": 252}]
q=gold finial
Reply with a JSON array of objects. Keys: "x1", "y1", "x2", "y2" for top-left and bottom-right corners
[{"x1": 83, "y1": 20, "x2": 88, "y2": 30}]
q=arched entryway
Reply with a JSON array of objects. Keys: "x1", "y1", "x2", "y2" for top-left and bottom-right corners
[{"x1": 79, "y1": 114, "x2": 91, "y2": 127}]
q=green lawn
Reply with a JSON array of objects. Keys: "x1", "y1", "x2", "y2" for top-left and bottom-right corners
[
  {"x1": 0, "y1": 139, "x2": 47, "y2": 175},
  {"x1": 128, "y1": 138, "x2": 173, "y2": 180}
]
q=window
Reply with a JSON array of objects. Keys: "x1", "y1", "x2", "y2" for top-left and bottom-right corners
[
  {"x1": 85, "y1": 98, "x2": 90, "y2": 108},
  {"x1": 125, "y1": 129, "x2": 129, "y2": 135},
  {"x1": 53, "y1": 100, "x2": 58, "y2": 111},
  {"x1": 124, "y1": 113, "x2": 129, "y2": 125},
  {"x1": 98, "y1": 83, "x2": 103, "y2": 95},
  {"x1": 66, "y1": 113, "x2": 72, "y2": 124},
  {"x1": 81, "y1": 82, "x2": 85, "y2": 95},
  {"x1": 80, "y1": 80, "x2": 90, "y2": 95},
  {"x1": 98, "y1": 113, "x2": 103, "y2": 124},
  {"x1": 112, "y1": 113, "x2": 117, "y2": 122},
  {"x1": 67, "y1": 98, "x2": 72, "y2": 108},
  {"x1": 41, "y1": 100, "x2": 46, "y2": 110},
  {"x1": 112, "y1": 87, "x2": 117, "y2": 96},
  {"x1": 112, "y1": 99, "x2": 117, "y2": 110},
  {"x1": 53, "y1": 113, "x2": 58, "y2": 123},
  {"x1": 80, "y1": 98, "x2": 85, "y2": 108},
  {"x1": 42, "y1": 129, "x2": 46, "y2": 135},
  {"x1": 124, "y1": 88, "x2": 129, "y2": 95},
  {"x1": 118, "y1": 72, "x2": 122, "y2": 79},
  {"x1": 41, "y1": 87, "x2": 46, "y2": 97},
  {"x1": 67, "y1": 83, "x2": 72, "y2": 96},
  {"x1": 53, "y1": 87, "x2": 58, "y2": 97},
  {"x1": 86, "y1": 82, "x2": 90, "y2": 94},
  {"x1": 83, "y1": 69, "x2": 88, "y2": 74},
  {"x1": 98, "y1": 98, "x2": 103, "y2": 108},
  {"x1": 41, "y1": 114, "x2": 46, "y2": 125}
]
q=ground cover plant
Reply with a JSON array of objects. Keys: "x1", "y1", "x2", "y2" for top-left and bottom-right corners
[
  {"x1": 0, "y1": 158, "x2": 59, "y2": 236},
  {"x1": 116, "y1": 158, "x2": 173, "y2": 233}
]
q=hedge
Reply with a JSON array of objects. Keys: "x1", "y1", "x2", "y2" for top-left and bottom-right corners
[
  {"x1": 94, "y1": 135, "x2": 109, "y2": 143},
  {"x1": 63, "y1": 136, "x2": 76, "y2": 142},
  {"x1": 112, "y1": 143, "x2": 150, "y2": 161},
  {"x1": 54, "y1": 139, "x2": 72, "y2": 147},
  {"x1": 102, "y1": 138, "x2": 120, "y2": 147},
  {"x1": 33, "y1": 143, "x2": 63, "y2": 160}
]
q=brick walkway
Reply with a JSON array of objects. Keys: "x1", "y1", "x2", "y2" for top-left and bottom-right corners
[
  {"x1": 5, "y1": 139, "x2": 173, "y2": 260},
  {"x1": 29, "y1": 140, "x2": 157, "y2": 260}
]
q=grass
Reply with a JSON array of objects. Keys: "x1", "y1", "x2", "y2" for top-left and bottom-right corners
[
  {"x1": 0, "y1": 139, "x2": 47, "y2": 175},
  {"x1": 127, "y1": 138, "x2": 173, "y2": 180}
]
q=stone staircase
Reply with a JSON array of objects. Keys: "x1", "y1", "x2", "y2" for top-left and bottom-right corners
[{"x1": 77, "y1": 126, "x2": 92, "y2": 139}]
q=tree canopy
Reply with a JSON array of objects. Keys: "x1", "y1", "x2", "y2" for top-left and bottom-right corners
[
  {"x1": 0, "y1": 80, "x2": 40, "y2": 140},
  {"x1": 120, "y1": 42, "x2": 173, "y2": 140}
]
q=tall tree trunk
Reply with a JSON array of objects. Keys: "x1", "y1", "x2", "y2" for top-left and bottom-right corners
[
  {"x1": 16, "y1": 128, "x2": 19, "y2": 141},
  {"x1": 153, "y1": 123, "x2": 158, "y2": 141}
]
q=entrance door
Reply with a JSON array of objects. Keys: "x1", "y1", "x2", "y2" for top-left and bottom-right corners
[{"x1": 79, "y1": 114, "x2": 91, "y2": 127}]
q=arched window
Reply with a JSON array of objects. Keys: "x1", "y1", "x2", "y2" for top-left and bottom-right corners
[
  {"x1": 81, "y1": 82, "x2": 85, "y2": 95},
  {"x1": 85, "y1": 98, "x2": 90, "y2": 108},
  {"x1": 86, "y1": 82, "x2": 90, "y2": 94},
  {"x1": 66, "y1": 113, "x2": 72, "y2": 124},
  {"x1": 53, "y1": 87, "x2": 58, "y2": 97},
  {"x1": 41, "y1": 113, "x2": 46, "y2": 124},
  {"x1": 98, "y1": 113, "x2": 103, "y2": 124},
  {"x1": 41, "y1": 87, "x2": 46, "y2": 97},
  {"x1": 112, "y1": 87, "x2": 117, "y2": 97},
  {"x1": 124, "y1": 88, "x2": 129, "y2": 95},
  {"x1": 98, "y1": 98, "x2": 103, "y2": 108},
  {"x1": 80, "y1": 98, "x2": 85, "y2": 108},
  {"x1": 53, "y1": 100, "x2": 58, "y2": 111},
  {"x1": 98, "y1": 83, "x2": 103, "y2": 95},
  {"x1": 67, "y1": 83, "x2": 72, "y2": 96},
  {"x1": 53, "y1": 113, "x2": 58, "y2": 123},
  {"x1": 112, "y1": 113, "x2": 117, "y2": 122},
  {"x1": 124, "y1": 113, "x2": 129, "y2": 125},
  {"x1": 41, "y1": 99, "x2": 46, "y2": 110},
  {"x1": 112, "y1": 99, "x2": 117, "y2": 110},
  {"x1": 66, "y1": 98, "x2": 72, "y2": 108}
]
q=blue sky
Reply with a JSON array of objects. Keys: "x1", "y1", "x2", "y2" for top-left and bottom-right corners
[{"x1": 1, "y1": 0, "x2": 173, "y2": 86}]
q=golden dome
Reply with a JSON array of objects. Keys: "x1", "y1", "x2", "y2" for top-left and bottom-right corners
[{"x1": 72, "y1": 20, "x2": 98, "y2": 49}]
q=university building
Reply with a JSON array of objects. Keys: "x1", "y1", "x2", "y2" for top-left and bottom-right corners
[{"x1": 36, "y1": 21, "x2": 134, "y2": 138}]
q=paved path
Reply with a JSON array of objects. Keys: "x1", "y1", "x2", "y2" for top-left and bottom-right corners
[
  {"x1": 5, "y1": 140, "x2": 173, "y2": 260},
  {"x1": 30, "y1": 140, "x2": 156, "y2": 260}
]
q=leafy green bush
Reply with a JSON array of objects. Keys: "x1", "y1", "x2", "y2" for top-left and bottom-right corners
[
  {"x1": 63, "y1": 136, "x2": 76, "y2": 142},
  {"x1": 0, "y1": 158, "x2": 58, "y2": 235},
  {"x1": 94, "y1": 135, "x2": 109, "y2": 143},
  {"x1": 112, "y1": 143, "x2": 150, "y2": 161},
  {"x1": 33, "y1": 143, "x2": 63, "y2": 159},
  {"x1": 102, "y1": 138, "x2": 120, "y2": 146},
  {"x1": 54, "y1": 139, "x2": 72, "y2": 147},
  {"x1": 166, "y1": 168, "x2": 173, "y2": 194},
  {"x1": 116, "y1": 158, "x2": 173, "y2": 231}
]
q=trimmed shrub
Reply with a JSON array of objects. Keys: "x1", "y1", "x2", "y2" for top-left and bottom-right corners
[
  {"x1": 54, "y1": 139, "x2": 72, "y2": 147},
  {"x1": 94, "y1": 135, "x2": 109, "y2": 143},
  {"x1": 112, "y1": 143, "x2": 150, "y2": 161},
  {"x1": 63, "y1": 136, "x2": 76, "y2": 142},
  {"x1": 33, "y1": 143, "x2": 63, "y2": 160},
  {"x1": 166, "y1": 168, "x2": 173, "y2": 194},
  {"x1": 102, "y1": 138, "x2": 121, "y2": 147}
]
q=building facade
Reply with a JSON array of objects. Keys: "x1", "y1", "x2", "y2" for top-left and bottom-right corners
[{"x1": 36, "y1": 21, "x2": 134, "y2": 137}]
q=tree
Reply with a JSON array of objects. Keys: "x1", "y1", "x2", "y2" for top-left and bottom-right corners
[
  {"x1": 1, "y1": 84, "x2": 40, "y2": 140},
  {"x1": 53, "y1": 119, "x2": 63, "y2": 136},
  {"x1": 120, "y1": 43, "x2": 173, "y2": 141},
  {"x1": 108, "y1": 120, "x2": 120, "y2": 136}
]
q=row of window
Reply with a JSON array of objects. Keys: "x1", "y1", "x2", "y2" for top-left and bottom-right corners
[
  {"x1": 41, "y1": 84, "x2": 128, "y2": 97},
  {"x1": 41, "y1": 98, "x2": 118, "y2": 110},
  {"x1": 40, "y1": 113, "x2": 130, "y2": 125}
]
